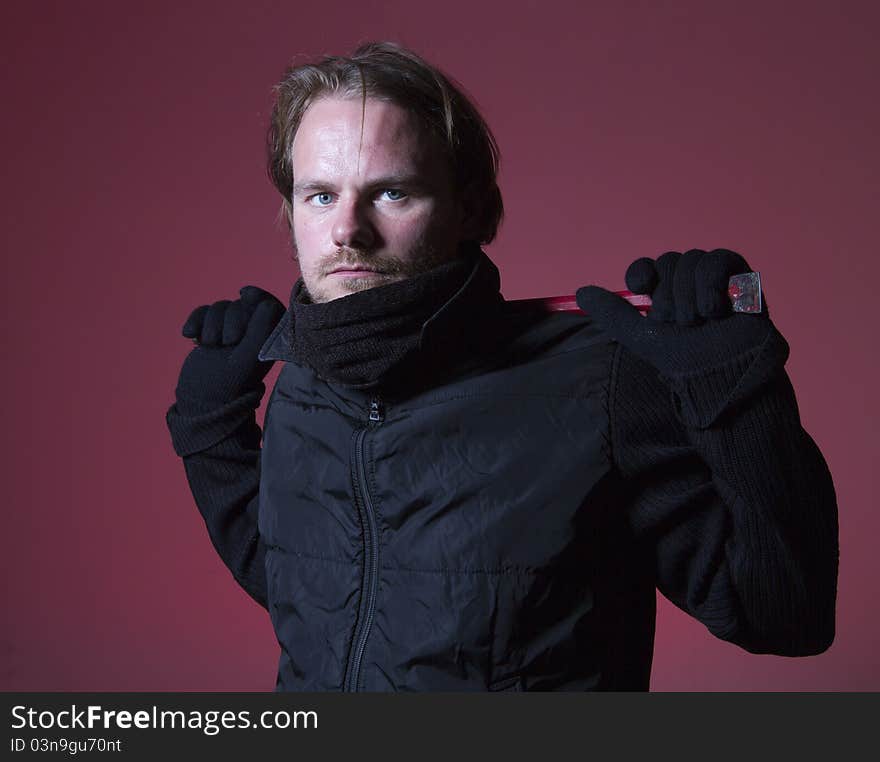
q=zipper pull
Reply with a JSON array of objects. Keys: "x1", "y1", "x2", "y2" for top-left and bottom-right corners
[{"x1": 369, "y1": 398, "x2": 384, "y2": 423}]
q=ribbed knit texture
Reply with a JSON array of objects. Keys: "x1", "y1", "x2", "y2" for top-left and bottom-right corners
[
  {"x1": 166, "y1": 389, "x2": 269, "y2": 608},
  {"x1": 610, "y1": 344, "x2": 838, "y2": 655},
  {"x1": 288, "y1": 249, "x2": 480, "y2": 389}
]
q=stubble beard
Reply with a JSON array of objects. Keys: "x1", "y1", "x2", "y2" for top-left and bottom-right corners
[{"x1": 297, "y1": 234, "x2": 459, "y2": 304}]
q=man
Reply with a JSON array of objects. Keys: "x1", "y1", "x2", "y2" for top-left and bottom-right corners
[{"x1": 166, "y1": 41, "x2": 839, "y2": 691}]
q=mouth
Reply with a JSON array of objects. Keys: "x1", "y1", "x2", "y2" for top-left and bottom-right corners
[{"x1": 329, "y1": 267, "x2": 385, "y2": 277}]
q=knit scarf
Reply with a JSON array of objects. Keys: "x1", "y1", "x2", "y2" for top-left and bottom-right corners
[{"x1": 288, "y1": 245, "x2": 503, "y2": 389}]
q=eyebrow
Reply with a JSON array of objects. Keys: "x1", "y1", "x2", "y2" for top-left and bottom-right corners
[{"x1": 292, "y1": 174, "x2": 424, "y2": 195}]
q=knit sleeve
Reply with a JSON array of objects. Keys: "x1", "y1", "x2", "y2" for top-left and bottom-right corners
[
  {"x1": 165, "y1": 388, "x2": 269, "y2": 610},
  {"x1": 608, "y1": 341, "x2": 839, "y2": 656}
]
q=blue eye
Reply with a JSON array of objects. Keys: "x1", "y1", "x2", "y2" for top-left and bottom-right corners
[
  {"x1": 382, "y1": 189, "x2": 406, "y2": 201},
  {"x1": 309, "y1": 192, "x2": 333, "y2": 206}
]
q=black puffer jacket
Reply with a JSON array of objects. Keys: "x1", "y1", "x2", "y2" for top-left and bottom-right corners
[{"x1": 166, "y1": 252, "x2": 838, "y2": 691}]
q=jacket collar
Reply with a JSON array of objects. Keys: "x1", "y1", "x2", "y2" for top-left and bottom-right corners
[{"x1": 257, "y1": 303, "x2": 295, "y2": 363}]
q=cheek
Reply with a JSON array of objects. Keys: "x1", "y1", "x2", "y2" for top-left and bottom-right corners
[
  {"x1": 291, "y1": 226, "x2": 322, "y2": 275},
  {"x1": 383, "y1": 215, "x2": 423, "y2": 240},
  {"x1": 292, "y1": 215, "x2": 324, "y2": 251},
  {"x1": 387, "y1": 203, "x2": 452, "y2": 245},
  {"x1": 293, "y1": 212, "x2": 326, "y2": 239}
]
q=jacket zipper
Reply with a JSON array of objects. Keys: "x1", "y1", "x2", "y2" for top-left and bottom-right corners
[{"x1": 344, "y1": 396, "x2": 384, "y2": 691}]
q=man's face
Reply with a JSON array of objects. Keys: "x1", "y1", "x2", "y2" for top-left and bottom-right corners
[{"x1": 290, "y1": 95, "x2": 465, "y2": 303}]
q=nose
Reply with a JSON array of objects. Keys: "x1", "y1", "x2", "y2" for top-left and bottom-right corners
[{"x1": 331, "y1": 196, "x2": 376, "y2": 251}]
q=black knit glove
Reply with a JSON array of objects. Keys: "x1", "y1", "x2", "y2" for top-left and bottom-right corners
[
  {"x1": 576, "y1": 249, "x2": 789, "y2": 427},
  {"x1": 175, "y1": 285, "x2": 285, "y2": 412}
]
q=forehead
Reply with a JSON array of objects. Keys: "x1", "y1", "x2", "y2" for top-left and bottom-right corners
[{"x1": 291, "y1": 95, "x2": 444, "y2": 177}]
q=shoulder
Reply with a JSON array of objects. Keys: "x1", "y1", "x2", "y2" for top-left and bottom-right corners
[
  {"x1": 461, "y1": 304, "x2": 622, "y2": 399},
  {"x1": 492, "y1": 302, "x2": 617, "y2": 359}
]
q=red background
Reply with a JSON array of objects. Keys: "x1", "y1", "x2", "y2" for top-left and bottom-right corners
[{"x1": 3, "y1": 0, "x2": 877, "y2": 691}]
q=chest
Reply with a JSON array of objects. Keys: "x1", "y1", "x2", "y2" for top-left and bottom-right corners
[{"x1": 258, "y1": 341, "x2": 614, "y2": 572}]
